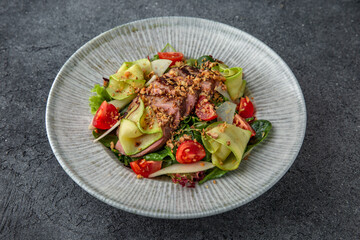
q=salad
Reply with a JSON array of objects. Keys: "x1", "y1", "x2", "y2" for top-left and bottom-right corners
[{"x1": 89, "y1": 44, "x2": 272, "y2": 187}]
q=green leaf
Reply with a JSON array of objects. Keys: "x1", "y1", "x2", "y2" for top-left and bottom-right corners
[
  {"x1": 89, "y1": 84, "x2": 112, "y2": 114},
  {"x1": 185, "y1": 58, "x2": 197, "y2": 67},
  {"x1": 196, "y1": 55, "x2": 215, "y2": 68},
  {"x1": 143, "y1": 147, "x2": 175, "y2": 161},
  {"x1": 245, "y1": 117, "x2": 255, "y2": 122},
  {"x1": 245, "y1": 120, "x2": 272, "y2": 153},
  {"x1": 211, "y1": 93, "x2": 226, "y2": 107},
  {"x1": 193, "y1": 121, "x2": 211, "y2": 130},
  {"x1": 142, "y1": 146, "x2": 176, "y2": 168},
  {"x1": 160, "y1": 43, "x2": 177, "y2": 52},
  {"x1": 199, "y1": 167, "x2": 228, "y2": 184},
  {"x1": 117, "y1": 153, "x2": 133, "y2": 166},
  {"x1": 169, "y1": 117, "x2": 214, "y2": 164},
  {"x1": 150, "y1": 54, "x2": 160, "y2": 61},
  {"x1": 162, "y1": 159, "x2": 177, "y2": 168},
  {"x1": 204, "y1": 147, "x2": 212, "y2": 162},
  {"x1": 110, "y1": 148, "x2": 135, "y2": 167}
]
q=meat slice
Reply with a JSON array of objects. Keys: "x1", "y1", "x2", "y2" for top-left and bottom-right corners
[
  {"x1": 184, "y1": 91, "x2": 199, "y2": 117},
  {"x1": 162, "y1": 66, "x2": 201, "y2": 117},
  {"x1": 165, "y1": 65, "x2": 200, "y2": 78},
  {"x1": 144, "y1": 95, "x2": 185, "y2": 127},
  {"x1": 200, "y1": 79, "x2": 215, "y2": 94},
  {"x1": 149, "y1": 77, "x2": 176, "y2": 96}
]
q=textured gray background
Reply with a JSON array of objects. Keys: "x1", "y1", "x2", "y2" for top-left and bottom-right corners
[{"x1": 1, "y1": 0, "x2": 359, "y2": 239}]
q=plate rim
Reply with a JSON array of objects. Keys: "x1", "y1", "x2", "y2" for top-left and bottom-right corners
[{"x1": 45, "y1": 16, "x2": 307, "y2": 219}]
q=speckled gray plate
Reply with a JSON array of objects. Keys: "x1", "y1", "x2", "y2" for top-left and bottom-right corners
[{"x1": 46, "y1": 17, "x2": 306, "y2": 219}]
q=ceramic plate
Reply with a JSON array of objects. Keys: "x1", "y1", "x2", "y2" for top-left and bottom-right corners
[{"x1": 46, "y1": 17, "x2": 306, "y2": 219}]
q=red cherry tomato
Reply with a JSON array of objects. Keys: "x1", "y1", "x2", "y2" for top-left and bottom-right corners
[
  {"x1": 195, "y1": 96, "x2": 218, "y2": 121},
  {"x1": 157, "y1": 52, "x2": 184, "y2": 66},
  {"x1": 130, "y1": 159, "x2": 162, "y2": 178},
  {"x1": 233, "y1": 114, "x2": 256, "y2": 137},
  {"x1": 238, "y1": 96, "x2": 255, "y2": 118},
  {"x1": 176, "y1": 140, "x2": 206, "y2": 164},
  {"x1": 92, "y1": 101, "x2": 118, "y2": 130}
]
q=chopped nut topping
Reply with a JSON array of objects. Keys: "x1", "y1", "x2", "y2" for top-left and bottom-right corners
[
  {"x1": 219, "y1": 122, "x2": 227, "y2": 133},
  {"x1": 207, "y1": 132, "x2": 219, "y2": 139},
  {"x1": 124, "y1": 71, "x2": 131, "y2": 78}
]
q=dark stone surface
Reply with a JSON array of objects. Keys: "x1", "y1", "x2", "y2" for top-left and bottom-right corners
[{"x1": 1, "y1": 0, "x2": 359, "y2": 239}]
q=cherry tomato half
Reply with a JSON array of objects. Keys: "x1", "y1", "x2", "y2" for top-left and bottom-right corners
[
  {"x1": 92, "y1": 101, "x2": 118, "y2": 130},
  {"x1": 157, "y1": 52, "x2": 184, "y2": 66},
  {"x1": 195, "y1": 96, "x2": 218, "y2": 121},
  {"x1": 176, "y1": 140, "x2": 206, "y2": 164},
  {"x1": 238, "y1": 96, "x2": 255, "y2": 118},
  {"x1": 130, "y1": 159, "x2": 162, "y2": 178},
  {"x1": 233, "y1": 114, "x2": 256, "y2": 137}
]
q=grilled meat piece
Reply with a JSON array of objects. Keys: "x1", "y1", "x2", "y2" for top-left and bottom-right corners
[
  {"x1": 144, "y1": 95, "x2": 185, "y2": 128},
  {"x1": 150, "y1": 77, "x2": 176, "y2": 96},
  {"x1": 184, "y1": 91, "x2": 199, "y2": 117},
  {"x1": 164, "y1": 65, "x2": 200, "y2": 78}
]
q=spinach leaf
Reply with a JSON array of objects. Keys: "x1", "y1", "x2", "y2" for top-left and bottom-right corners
[
  {"x1": 143, "y1": 147, "x2": 175, "y2": 161},
  {"x1": 93, "y1": 130, "x2": 136, "y2": 166},
  {"x1": 89, "y1": 84, "x2": 112, "y2": 114},
  {"x1": 245, "y1": 120, "x2": 272, "y2": 153},
  {"x1": 204, "y1": 148, "x2": 212, "y2": 162},
  {"x1": 193, "y1": 121, "x2": 211, "y2": 130},
  {"x1": 160, "y1": 43, "x2": 177, "y2": 52},
  {"x1": 246, "y1": 117, "x2": 255, "y2": 122},
  {"x1": 172, "y1": 116, "x2": 213, "y2": 151},
  {"x1": 142, "y1": 147, "x2": 176, "y2": 168},
  {"x1": 190, "y1": 130, "x2": 203, "y2": 143},
  {"x1": 108, "y1": 148, "x2": 133, "y2": 167},
  {"x1": 117, "y1": 152, "x2": 133, "y2": 166},
  {"x1": 150, "y1": 54, "x2": 159, "y2": 61},
  {"x1": 211, "y1": 94, "x2": 226, "y2": 107},
  {"x1": 162, "y1": 159, "x2": 177, "y2": 168},
  {"x1": 92, "y1": 130, "x2": 118, "y2": 148},
  {"x1": 199, "y1": 167, "x2": 228, "y2": 184},
  {"x1": 178, "y1": 116, "x2": 212, "y2": 131},
  {"x1": 196, "y1": 55, "x2": 215, "y2": 68},
  {"x1": 185, "y1": 58, "x2": 197, "y2": 67},
  {"x1": 168, "y1": 116, "x2": 214, "y2": 164}
]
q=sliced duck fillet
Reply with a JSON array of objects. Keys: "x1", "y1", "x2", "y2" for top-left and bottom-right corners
[
  {"x1": 200, "y1": 79, "x2": 215, "y2": 94},
  {"x1": 144, "y1": 95, "x2": 185, "y2": 128},
  {"x1": 184, "y1": 91, "x2": 199, "y2": 117},
  {"x1": 165, "y1": 65, "x2": 200, "y2": 78},
  {"x1": 150, "y1": 77, "x2": 176, "y2": 96}
]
